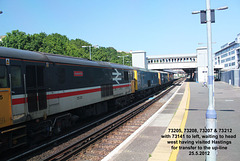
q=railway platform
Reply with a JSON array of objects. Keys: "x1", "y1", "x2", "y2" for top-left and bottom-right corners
[{"x1": 102, "y1": 81, "x2": 240, "y2": 161}]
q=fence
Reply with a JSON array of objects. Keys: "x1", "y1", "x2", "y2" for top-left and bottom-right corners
[{"x1": 221, "y1": 69, "x2": 240, "y2": 87}]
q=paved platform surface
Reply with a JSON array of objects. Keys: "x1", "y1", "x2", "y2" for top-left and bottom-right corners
[
  {"x1": 102, "y1": 81, "x2": 240, "y2": 161},
  {"x1": 177, "y1": 81, "x2": 240, "y2": 161}
]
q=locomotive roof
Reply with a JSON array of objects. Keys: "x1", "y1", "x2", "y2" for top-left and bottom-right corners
[
  {"x1": 0, "y1": 47, "x2": 132, "y2": 70},
  {"x1": 132, "y1": 66, "x2": 164, "y2": 73},
  {"x1": 0, "y1": 47, "x2": 48, "y2": 61},
  {"x1": 43, "y1": 52, "x2": 132, "y2": 69}
]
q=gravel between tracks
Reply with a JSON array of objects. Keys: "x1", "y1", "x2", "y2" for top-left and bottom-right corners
[
  {"x1": 70, "y1": 88, "x2": 177, "y2": 161},
  {"x1": 27, "y1": 85, "x2": 178, "y2": 161}
]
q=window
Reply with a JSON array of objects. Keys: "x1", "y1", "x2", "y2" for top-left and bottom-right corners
[
  {"x1": 11, "y1": 66, "x2": 22, "y2": 88},
  {"x1": 221, "y1": 53, "x2": 228, "y2": 58},
  {"x1": 0, "y1": 65, "x2": 8, "y2": 88},
  {"x1": 124, "y1": 71, "x2": 129, "y2": 81}
]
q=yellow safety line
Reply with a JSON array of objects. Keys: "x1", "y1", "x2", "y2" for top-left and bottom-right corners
[
  {"x1": 148, "y1": 82, "x2": 190, "y2": 161},
  {"x1": 169, "y1": 83, "x2": 190, "y2": 161}
]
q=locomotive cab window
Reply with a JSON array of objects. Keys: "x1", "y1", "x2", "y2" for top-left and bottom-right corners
[
  {"x1": 0, "y1": 65, "x2": 8, "y2": 88},
  {"x1": 11, "y1": 66, "x2": 22, "y2": 88}
]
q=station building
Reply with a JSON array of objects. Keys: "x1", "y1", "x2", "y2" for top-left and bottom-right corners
[
  {"x1": 131, "y1": 33, "x2": 240, "y2": 86},
  {"x1": 214, "y1": 33, "x2": 240, "y2": 70},
  {"x1": 214, "y1": 33, "x2": 240, "y2": 86},
  {"x1": 132, "y1": 48, "x2": 210, "y2": 83}
]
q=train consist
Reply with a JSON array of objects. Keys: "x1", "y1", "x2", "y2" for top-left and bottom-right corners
[{"x1": 0, "y1": 47, "x2": 174, "y2": 152}]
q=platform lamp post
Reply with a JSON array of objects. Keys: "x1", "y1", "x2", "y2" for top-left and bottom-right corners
[
  {"x1": 82, "y1": 46, "x2": 92, "y2": 60},
  {"x1": 126, "y1": 60, "x2": 132, "y2": 66},
  {"x1": 118, "y1": 55, "x2": 129, "y2": 65},
  {"x1": 192, "y1": 1, "x2": 228, "y2": 161},
  {"x1": 82, "y1": 45, "x2": 99, "y2": 60}
]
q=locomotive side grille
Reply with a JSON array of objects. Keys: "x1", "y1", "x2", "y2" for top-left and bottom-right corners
[{"x1": 101, "y1": 84, "x2": 113, "y2": 97}]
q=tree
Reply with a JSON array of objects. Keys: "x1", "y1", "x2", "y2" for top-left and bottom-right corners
[
  {"x1": 1, "y1": 30, "x2": 30, "y2": 49},
  {"x1": 39, "y1": 33, "x2": 69, "y2": 55},
  {"x1": 68, "y1": 39, "x2": 91, "y2": 58},
  {"x1": 0, "y1": 30, "x2": 132, "y2": 66},
  {"x1": 24, "y1": 32, "x2": 47, "y2": 51},
  {"x1": 69, "y1": 39, "x2": 91, "y2": 49}
]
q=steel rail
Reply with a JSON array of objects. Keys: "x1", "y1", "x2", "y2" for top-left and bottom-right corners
[
  {"x1": 44, "y1": 79, "x2": 183, "y2": 161},
  {"x1": 8, "y1": 79, "x2": 183, "y2": 161}
]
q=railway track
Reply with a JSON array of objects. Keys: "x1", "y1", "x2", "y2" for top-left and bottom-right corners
[{"x1": 8, "y1": 79, "x2": 184, "y2": 161}]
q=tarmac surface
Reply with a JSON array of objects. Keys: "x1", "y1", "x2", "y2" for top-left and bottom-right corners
[
  {"x1": 176, "y1": 81, "x2": 240, "y2": 161},
  {"x1": 102, "y1": 81, "x2": 240, "y2": 161}
]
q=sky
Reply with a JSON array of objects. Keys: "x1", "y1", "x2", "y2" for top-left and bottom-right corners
[{"x1": 0, "y1": 0, "x2": 239, "y2": 56}]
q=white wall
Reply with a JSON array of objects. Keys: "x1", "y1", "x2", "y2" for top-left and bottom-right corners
[
  {"x1": 196, "y1": 47, "x2": 208, "y2": 82},
  {"x1": 132, "y1": 50, "x2": 147, "y2": 69}
]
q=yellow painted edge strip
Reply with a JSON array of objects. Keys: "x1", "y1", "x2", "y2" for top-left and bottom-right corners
[
  {"x1": 148, "y1": 82, "x2": 190, "y2": 161},
  {"x1": 168, "y1": 83, "x2": 190, "y2": 161}
]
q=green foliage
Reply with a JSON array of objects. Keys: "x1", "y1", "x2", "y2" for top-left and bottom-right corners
[
  {"x1": 0, "y1": 30, "x2": 132, "y2": 65},
  {"x1": 26, "y1": 32, "x2": 47, "y2": 51},
  {"x1": 1, "y1": 30, "x2": 30, "y2": 50}
]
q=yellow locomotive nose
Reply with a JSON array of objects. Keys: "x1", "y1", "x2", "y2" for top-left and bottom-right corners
[{"x1": 0, "y1": 88, "x2": 13, "y2": 128}]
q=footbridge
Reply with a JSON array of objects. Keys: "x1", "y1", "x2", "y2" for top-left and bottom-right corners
[
  {"x1": 132, "y1": 47, "x2": 223, "y2": 82},
  {"x1": 147, "y1": 53, "x2": 197, "y2": 74}
]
